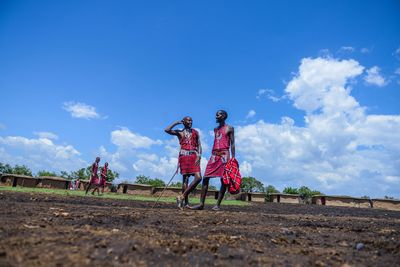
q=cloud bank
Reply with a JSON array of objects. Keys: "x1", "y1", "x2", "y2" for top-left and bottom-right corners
[
  {"x1": 236, "y1": 57, "x2": 400, "y2": 198},
  {"x1": 63, "y1": 102, "x2": 101, "y2": 119},
  {"x1": 0, "y1": 135, "x2": 87, "y2": 172}
]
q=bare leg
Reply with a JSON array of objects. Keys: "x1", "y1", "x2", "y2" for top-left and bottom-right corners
[
  {"x1": 182, "y1": 172, "x2": 202, "y2": 205},
  {"x1": 182, "y1": 175, "x2": 189, "y2": 204},
  {"x1": 213, "y1": 181, "x2": 227, "y2": 210},
  {"x1": 92, "y1": 186, "x2": 100, "y2": 195},
  {"x1": 85, "y1": 183, "x2": 92, "y2": 195},
  {"x1": 189, "y1": 177, "x2": 209, "y2": 210}
]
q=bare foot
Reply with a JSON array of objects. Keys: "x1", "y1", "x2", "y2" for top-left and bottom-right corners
[
  {"x1": 212, "y1": 205, "x2": 221, "y2": 211},
  {"x1": 188, "y1": 204, "x2": 204, "y2": 210},
  {"x1": 176, "y1": 195, "x2": 184, "y2": 209}
]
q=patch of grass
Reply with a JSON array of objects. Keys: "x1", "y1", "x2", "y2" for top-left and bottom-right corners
[{"x1": 0, "y1": 186, "x2": 249, "y2": 206}]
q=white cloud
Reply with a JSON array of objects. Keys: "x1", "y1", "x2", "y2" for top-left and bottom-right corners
[
  {"x1": 97, "y1": 128, "x2": 164, "y2": 181},
  {"x1": 0, "y1": 135, "x2": 87, "y2": 172},
  {"x1": 360, "y1": 47, "x2": 371, "y2": 54},
  {"x1": 256, "y1": 88, "x2": 283, "y2": 102},
  {"x1": 318, "y1": 49, "x2": 332, "y2": 57},
  {"x1": 137, "y1": 153, "x2": 159, "y2": 162},
  {"x1": 364, "y1": 66, "x2": 387, "y2": 87},
  {"x1": 240, "y1": 161, "x2": 252, "y2": 177},
  {"x1": 63, "y1": 101, "x2": 100, "y2": 119},
  {"x1": 394, "y1": 47, "x2": 400, "y2": 60},
  {"x1": 34, "y1": 131, "x2": 58, "y2": 140},
  {"x1": 246, "y1": 110, "x2": 256, "y2": 119},
  {"x1": 111, "y1": 127, "x2": 162, "y2": 149},
  {"x1": 395, "y1": 67, "x2": 400, "y2": 76},
  {"x1": 384, "y1": 176, "x2": 400, "y2": 184},
  {"x1": 133, "y1": 156, "x2": 179, "y2": 177},
  {"x1": 286, "y1": 57, "x2": 364, "y2": 114},
  {"x1": 101, "y1": 127, "x2": 213, "y2": 183},
  {"x1": 237, "y1": 57, "x2": 400, "y2": 198},
  {"x1": 0, "y1": 123, "x2": 5, "y2": 130},
  {"x1": 339, "y1": 46, "x2": 355, "y2": 53}
]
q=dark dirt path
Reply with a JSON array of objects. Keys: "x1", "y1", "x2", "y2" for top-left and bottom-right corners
[{"x1": 0, "y1": 191, "x2": 399, "y2": 266}]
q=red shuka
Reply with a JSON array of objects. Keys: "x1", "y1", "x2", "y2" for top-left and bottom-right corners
[
  {"x1": 89, "y1": 162, "x2": 99, "y2": 184},
  {"x1": 179, "y1": 129, "x2": 201, "y2": 175},
  {"x1": 222, "y1": 158, "x2": 242, "y2": 194},
  {"x1": 100, "y1": 165, "x2": 107, "y2": 187},
  {"x1": 204, "y1": 125, "x2": 231, "y2": 178}
]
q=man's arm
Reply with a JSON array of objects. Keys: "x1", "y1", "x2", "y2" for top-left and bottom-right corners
[
  {"x1": 90, "y1": 163, "x2": 95, "y2": 178},
  {"x1": 228, "y1": 126, "x2": 235, "y2": 158},
  {"x1": 165, "y1": 120, "x2": 182, "y2": 136},
  {"x1": 196, "y1": 133, "x2": 202, "y2": 165}
]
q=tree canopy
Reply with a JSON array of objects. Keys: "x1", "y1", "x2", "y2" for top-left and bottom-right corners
[
  {"x1": 135, "y1": 175, "x2": 165, "y2": 187},
  {"x1": 283, "y1": 186, "x2": 322, "y2": 198},
  {"x1": 0, "y1": 162, "x2": 119, "y2": 182},
  {"x1": 0, "y1": 163, "x2": 32, "y2": 176},
  {"x1": 240, "y1": 176, "x2": 265, "y2": 193}
]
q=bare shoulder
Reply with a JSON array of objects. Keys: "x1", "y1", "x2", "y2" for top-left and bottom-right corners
[
  {"x1": 175, "y1": 129, "x2": 184, "y2": 136},
  {"x1": 226, "y1": 124, "x2": 234, "y2": 133}
]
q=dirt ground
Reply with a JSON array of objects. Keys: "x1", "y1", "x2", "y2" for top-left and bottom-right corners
[{"x1": 0, "y1": 191, "x2": 399, "y2": 266}]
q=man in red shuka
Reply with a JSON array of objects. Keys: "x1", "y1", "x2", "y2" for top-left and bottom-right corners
[
  {"x1": 85, "y1": 157, "x2": 100, "y2": 195},
  {"x1": 92, "y1": 162, "x2": 108, "y2": 195},
  {"x1": 165, "y1": 116, "x2": 202, "y2": 209},
  {"x1": 190, "y1": 110, "x2": 235, "y2": 211}
]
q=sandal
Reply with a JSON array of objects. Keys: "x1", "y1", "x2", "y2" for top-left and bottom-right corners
[
  {"x1": 176, "y1": 195, "x2": 184, "y2": 209},
  {"x1": 211, "y1": 205, "x2": 221, "y2": 211}
]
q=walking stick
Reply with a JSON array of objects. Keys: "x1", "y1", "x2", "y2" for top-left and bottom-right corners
[{"x1": 152, "y1": 165, "x2": 179, "y2": 209}]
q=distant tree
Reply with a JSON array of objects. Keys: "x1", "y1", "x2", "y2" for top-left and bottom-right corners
[
  {"x1": 12, "y1": 165, "x2": 33, "y2": 176},
  {"x1": 70, "y1": 168, "x2": 90, "y2": 180},
  {"x1": 265, "y1": 185, "x2": 280, "y2": 194},
  {"x1": 99, "y1": 166, "x2": 119, "y2": 182},
  {"x1": 360, "y1": 195, "x2": 370, "y2": 199},
  {"x1": 265, "y1": 185, "x2": 280, "y2": 202},
  {"x1": 36, "y1": 170, "x2": 58, "y2": 177},
  {"x1": 170, "y1": 181, "x2": 183, "y2": 188},
  {"x1": 60, "y1": 171, "x2": 73, "y2": 180},
  {"x1": 384, "y1": 195, "x2": 394, "y2": 200},
  {"x1": 148, "y1": 178, "x2": 165, "y2": 187},
  {"x1": 241, "y1": 177, "x2": 265, "y2": 193},
  {"x1": 135, "y1": 175, "x2": 165, "y2": 187},
  {"x1": 283, "y1": 186, "x2": 322, "y2": 197},
  {"x1": 298, "y1": 186, "x2": 322, "y2": 198},
  {"x1": 0, "y1": 162, "x2": 13, "y2": 174},
  {"x1": 135, "y1": 175, "x2": 151, "y2": 184},
  {"x1": 283, "y1": 187, "x2": 299, "y2": 195}
]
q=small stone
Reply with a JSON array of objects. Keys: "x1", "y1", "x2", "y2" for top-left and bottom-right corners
[
  {"x1": 355, "y1": 243, "x2": 364, "y2": 250},
  {"x1": 281, "y1": 227, "x2": 294, "y2": 235}
]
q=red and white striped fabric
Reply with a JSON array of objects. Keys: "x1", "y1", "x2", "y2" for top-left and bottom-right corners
[{"x1": 222, "y1": 158, "x2": 242, "y2": 194}]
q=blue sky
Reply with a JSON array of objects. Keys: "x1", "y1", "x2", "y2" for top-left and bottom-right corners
[{"x1": 1, "y1": 0, "x2": 399, "y2": 198}]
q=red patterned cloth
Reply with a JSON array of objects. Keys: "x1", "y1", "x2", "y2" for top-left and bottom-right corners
[
  {"x1": 89, "y1": 162, "x2": 99, "y2": 184},
  {"x1": 204, "y1": 149, "x2": 230, "y2": 178},
  {"x1": 179, "y1": 129, "x2": 199, "y2": 151},
  {"x1": 204, "y1": 125, "x2": 231, "y2": 178},
  {"x1": 222, "y1": 158, "x2": 242, "y2": 194},
  {"x1": 212, "y1": 125, "x2": 230, "y2": 151},
  {"x1": 178, "y1": 128, "x2": 201, "y2": 175},
  {"x1": 179, "y1": 153, "x2": 200, "y2": 175},
  {"x1": 100, "y1": 166, "x2": 107, "y2": 187}
]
